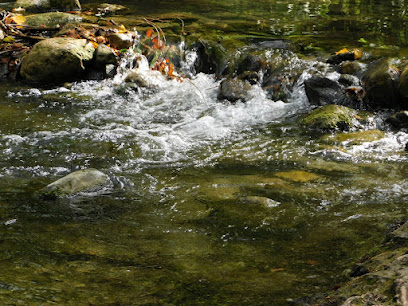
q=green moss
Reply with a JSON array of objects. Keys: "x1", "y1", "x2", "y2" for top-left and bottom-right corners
[{"x1": 301, "y1": 104, "x2": 358, "y2": 131}]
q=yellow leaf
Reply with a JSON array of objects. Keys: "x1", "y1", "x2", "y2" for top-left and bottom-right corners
[
  {"x1": 118, "y1": 25, "x2": 127, "y2": 33},
  {"x1": 353, "y1": 48, "x2": 363, "y2": 60},
  {"x1": 3, "y1": 36, "x2": 15, "y2": 43},
  {"x1": 335, "y1": 48, "x2": 349, "y2": 55},
  {"x1": 5, "y1": 15, "x2": 26, "y2": 25},
  {"x1": 90, "y1": 41, "x2": 99, "y2": 49}
]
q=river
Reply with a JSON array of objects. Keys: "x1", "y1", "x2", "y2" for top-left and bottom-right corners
[{"x1": 1, "y1": 0, "x2": 408, "y2": 304}]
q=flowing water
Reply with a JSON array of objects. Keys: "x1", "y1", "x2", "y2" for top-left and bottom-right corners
[{"x1": 1, "y1": 0, "x2": 408, "y2": 304}]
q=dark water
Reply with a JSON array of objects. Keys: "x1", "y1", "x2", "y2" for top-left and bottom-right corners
[{"x1": 1, "y1": 0, "x2": 408, "y2": 304}]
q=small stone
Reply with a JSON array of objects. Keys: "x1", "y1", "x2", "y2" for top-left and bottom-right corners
[
  {"x1": 217, "y1": 78, "x2": 252, "y2": 103},
  {"x1": 41, "y1": 168, "x2": 110, "y2": 199},
  {"x1": 304, "y1": 76, "x2": 345, "y2": 106}
]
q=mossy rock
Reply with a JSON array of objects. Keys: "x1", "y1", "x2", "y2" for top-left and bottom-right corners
[
  {"x1": 20, "y1": 37, "x2": 95, "y2": 84},
  {"x1": 300, "y1": 104, "x2": 359, "y2": 132},
  {"x1": 26, "y1": 12, "x2": 81, "y2": 27}
]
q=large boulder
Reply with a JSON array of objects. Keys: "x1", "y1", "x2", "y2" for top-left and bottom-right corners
[
  {"x1": 20, "y1": 37, "x2": 95, "y2": 84},
  {"x1": 300, "y1": 104, "x2": 359, "y2": 131},
  {"x1": 41, "y1": 168, "x2": 110, "y2": 199},
  {"x1": 13, "y1": 0, "x2": 81, "y2": 12},
  {"x1": 217, "y1": 78, "x2": 252, "y2": 103},
  {"x1": 362, "y1": 58, "x2": 401, "y2": 109},
  {"x1": 304, "y1": 76, "x2": 345, "y2": 106}
]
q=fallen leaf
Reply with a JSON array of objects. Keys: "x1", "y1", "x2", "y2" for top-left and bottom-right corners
[
  {"x1": 353, "y1": 48, "x2": 363, "y2": 59},
  {"x1": 146, "y1": 28, "x2": 154, "y2": 38},
  {"x1": 335, "y1": 48, "x2": 349, "y2": 55}
]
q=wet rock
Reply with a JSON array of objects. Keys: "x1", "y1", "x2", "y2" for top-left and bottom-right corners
[
  {"x1": 20, "y1": 37, "x2": 95, "y2": 84},
  {"x1": 301, "y1": 104, "x2": 359, "y2": 131},
  {"x1": 108, "y1": 32, "x2": 134, "y2": 50},
  {"x1": 304, "y1": 76, "x2": 345, "y2": 106},
  {"x1": 25, "y1": 12, "x2": 81, "y2": 27},
  {"x1": 13, "y1": 0, "x2": 81, "y2": 12},
  {"x1": 41, "y1": 168, "x2": 110, "y2": 199},
  {"x1": 350, "y1": 264, "x2": 369, "y2": 277},
  {"x1": 327, "y1": 50, "x2": 357, "y2": 65},
  {"x1": 340, "y1": 61, "x2": 363, "y2": 75},
  {"x1": 362, "y1": 58, "x2": 401, "y2": 109},
  {"x1": 217, "y1": 78, "x2": 252, "y2": 103},
  {"x1": 386, "y1": 111, "x2": 408, "y2": 129},
  {"x1": 193, "y1": 40, "x2": 227, "y2": 75},
  {"x1": 390, "y1": 220, "x2": 408, "y2": 240},
  {"x1": 93, "y1": 43, "x2": 117, "y2": 67},
  {"x1": 124, "y1": 69, "x2": 164, "y2": 90},
  {"x1": 261, "y1": 52, "x2": 303, "y2": 102},
  {"x1": 339, "y1": 74, "x2": 360, "y2": 87},
  {"x1": 398, "y1": 65, "x2": 408, "y2": 107},
  {"x1": 236, "y1": 54, "x2": 263, "y2": 75}
]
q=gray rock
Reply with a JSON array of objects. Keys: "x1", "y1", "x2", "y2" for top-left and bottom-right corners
[
  {"x1": 20, "y1": 37, "x2": 95, "y2": 84},
  {"x1": 339, "y1": 74, "x2": 360, "y2": 87},
  {"x1": 217, "y1": 78, "x2": 252, "y2": 103},
  {"x1": 41, "y1": 168, "x2": 110, "y2": 199},
  {"x1": 304, "y1": 76, "x2": 345, "y2": 106},
  {"x1": 362, "y1": 58, "x2": 401, "y2": 109},
  {"x1": 94, "y1": 43, "x2": 117, "y2": 67},
  {"x1": 25, "y1": 12, "x2": 81, "y2": 27},
  {"x1": 340, "y1": 61, "x2": 362, "y2": 75},
  {"x1": 13, "y1": 0, "x2": 81, "y2": 12},
  {"x1": 108, "y1": 33, "x2": 134, "y2": 50}
]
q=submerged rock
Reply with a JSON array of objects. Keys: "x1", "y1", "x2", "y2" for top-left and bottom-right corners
[
  {"x1": 217, "y1": 78, "x2": 252, "y2": 103},
  {"x1": 13, "y1": 0, "x2": 81, "y2": 12},
  {"x1": 25, "y1": 12, "x2": 81, "y2": 27},
  {"x1": 362, "y1": 58, "x2": 401, "y2": 109},
  {"x1": 304, "y1": 76, "x2": 345, "y2": 106},
  {"x1": 301, "y1": 104, "x2": 359, "y2": 131},
  {"x1": 20, "y1": 37, "x2": 95, "y2": 84},
  {"x1": 41, "y1": 168, "x2": 110, "y2": 199}
]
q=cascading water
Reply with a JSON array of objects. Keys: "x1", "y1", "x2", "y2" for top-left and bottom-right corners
[{"x1": 2, "y1": 40, "x2": 408, "y2": 304}]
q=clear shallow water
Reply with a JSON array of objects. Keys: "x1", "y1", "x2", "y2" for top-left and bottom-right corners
[{"x1": 2, "y1": 0, "x2": 408, "y2": 304}]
